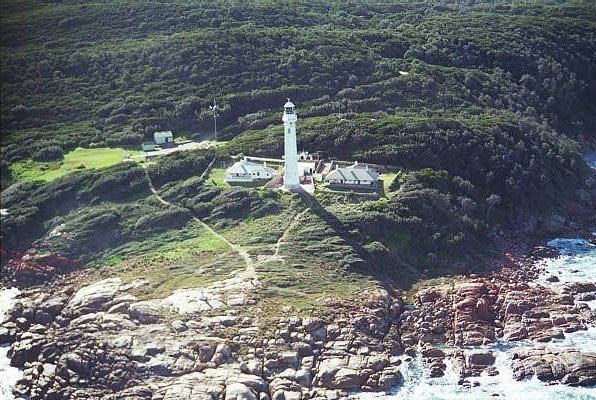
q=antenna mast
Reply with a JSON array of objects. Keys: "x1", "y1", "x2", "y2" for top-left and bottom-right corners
[{"x1": 210, "y1": 99, "x2": 219, "y2": 141}]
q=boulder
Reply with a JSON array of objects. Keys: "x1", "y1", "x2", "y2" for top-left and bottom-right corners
[
  {"x1": 475, "y1": 298, "x2": 491, "y2": 320},
  {"x1": 466, "y1": 351, "x2": 495, "y2": 368},
  {"x1": 578, "y1": 293, "x2": 596, "y2": 302},
  {"x1": 530, "y1": 246, "x2": 559, "y2": 259},
  {"x1": 302, "y1": 317, "x2": 324, "y2": 332},
  {"x1": 9, "y1": 334, "x2": 45, "y2": 367},
  {"x1": 332, "y1": 368, "x2": 368, "y2": 389},
  {"x1": 62, "y1": 278, "x2": 121, "y2": 316},
  {"x1": 373, "y1": 366, "x2": 403, "y2": 388},
  {"x1": 563, "y1": 282, "x2": 596, "y2": 294},
  {"x1": 512, "y1": 347, "x2": 596, "y2": 386},
  {"x1": 0, "y1": 325, "x2": 15, "y2": 344},
  {"x1": 128, "y1": 301, "x2": 161, "y2": 324},
  {"x1": 225, "y1": 383, "x2": 257, "y2": 400},
  {"x1": 421, "y1": 347, "x2": 445, "y2": 359},
  {"x1": 211, "y1": 343, "x2": 232, "y2": 365},
  {"x1": 38, "y1": 293, "x2": 68, "y2": 321},
  {"x1": 312, "y1": 358, "x2": 347, "y2": 387}
]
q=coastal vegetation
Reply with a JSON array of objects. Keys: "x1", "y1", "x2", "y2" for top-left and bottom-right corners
[
  {"x1": 1, "y1": 0, "x2": 594, "y2": 289},
  {"x1": 2, "y1": 1, "x2": 594, "y2": 159},
  {"x1": 1, "y1": 3, "x2": 595, "y2": 399}
]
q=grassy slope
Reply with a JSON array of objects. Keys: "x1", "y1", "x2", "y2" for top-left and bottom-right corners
[
  {"x1": 205, "y1": 167, "x2": 231, "y2": 189},
  {"x1": 86, "y1": 186, "x2": 380, "y2": 315},
  {"x1": 2, "y1": 149, "x2": 380, "y2": 320},
  {"x1": 10, "y1": 147, "x2": 145, "y2": 182},
  {"x1": 380, "y1": 172, "x2": 398, "y2": 197},
  {"x1": 1, "y1": 1, "x2": 594, "y2": 321},
  {"x1": 88, "y1": 220, "x2": 244, "y2": 300}
]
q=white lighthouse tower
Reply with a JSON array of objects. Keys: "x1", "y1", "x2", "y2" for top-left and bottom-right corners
[{"x1": 282, "y1": 99, "x2": 300, "y2": 190}]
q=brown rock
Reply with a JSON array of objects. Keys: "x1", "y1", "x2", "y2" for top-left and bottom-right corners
[
  {"x1": 475, "y1": 298, "x2": 491, "y2": 321},
  {"x1": 421, "y1": 347, "x2": 445, "y2": 359},
  {"x1": 563, "y1": 282, "x2": 596, "y2": 294},
  {"x1": 302, "y1": 317, "x2": 324, "y2": 332},
  {"x1": 466, "y1": 351, "x2": 495, "y2": 368},
  {"x1": 455, "y1": 298, "x2": 476, "y2": 311},
  {"x1": 512, "y1": 347, "x2": 596, "y2": 386}
]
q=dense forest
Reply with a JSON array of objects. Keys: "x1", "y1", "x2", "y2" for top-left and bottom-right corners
[
  {"x1": 1, "y1": 0, "x2": 595, "y2": 275},
  {"x1": 1, "y1": 0, "x2": 594, "y2": 159}
]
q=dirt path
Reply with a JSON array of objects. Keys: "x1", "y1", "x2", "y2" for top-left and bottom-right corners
[
  {"x1": 144, "y1": 168, "x2": 256, "y2": 279},
  {"x1": 143, "y1": 168, "x2": 317, "y2": 298},
  {"x1": 146, "y1": 171, "x2": 313, "y2": 301},
  {"x1": 199, "y1": 157, "x2": 217, "y2": 180},
  {"x1": 274, "y1": 207, "x2": 309, "y2": 257}
]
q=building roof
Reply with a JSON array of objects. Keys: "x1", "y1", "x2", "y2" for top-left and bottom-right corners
[
  {"x1": 348, "y1": 162, "x2": 380, "y2": 179},
  {"x1": 298, "y1": 161, "x2": 316, "y2": 175},
  {"x1": 326, "y1": 163, "x2": 379, "y2": 182},
  {"x1": 155, "y1": 131, "x2": 173, "y2": 137},
  {"x1": 284, "y1": 100, "x2": 295, "y2": 108},
  {"x1": 226, "y1": 159, "x2": 276, "y2": 175}
]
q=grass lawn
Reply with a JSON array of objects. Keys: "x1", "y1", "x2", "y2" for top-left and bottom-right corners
[
  {"x1": 89, "y1": 221, "x2": 241, "y2": 299},
  {"x1": 105, "y1": 221, "x2": 229, "y2": 262},
  {"x1": 380, "y1": 172, "x2": 398, "y2": 197},
  {"x1": 10, "y1": 147, "x2": 145, "y2": 182},
  {"x1": 205, "y1": 167, "x2": 230, "y2": 188}
]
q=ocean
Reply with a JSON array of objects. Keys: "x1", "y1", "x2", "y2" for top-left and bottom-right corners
[{"x1": 356, "y1": 238, "x2": 596, "y2": 400}]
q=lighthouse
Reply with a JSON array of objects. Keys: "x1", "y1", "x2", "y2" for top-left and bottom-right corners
[{"x1": 282, "y1": 99, "x2": 300, "y2": 190}]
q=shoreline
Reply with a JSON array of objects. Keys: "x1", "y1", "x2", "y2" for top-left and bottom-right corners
[
  {"x1": 0, "y1": 287, "x2": 23, "y2": 400},
  {"x1": 0, "y1": 232, "x2": 594, "y2": 399}
]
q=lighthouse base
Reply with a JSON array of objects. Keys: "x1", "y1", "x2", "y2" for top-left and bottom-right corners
[
  {"x1": 282, "y1": 183, "x2": 302, "y2": 192},
  {"x1": 281, "y1": 181, "x2": 314, "y2": 195}
]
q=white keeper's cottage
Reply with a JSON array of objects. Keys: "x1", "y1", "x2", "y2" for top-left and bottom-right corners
[
  {"x1": 325, "y1": 162, "x2": 380, "y2": 190},
  {"x1": 225, "y1": 158, "x2": 277, "y2": 185}
]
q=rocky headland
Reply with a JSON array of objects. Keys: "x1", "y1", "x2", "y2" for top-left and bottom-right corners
[{"x1": 1, "y1": 237, "x2": 595, "y2": 399}]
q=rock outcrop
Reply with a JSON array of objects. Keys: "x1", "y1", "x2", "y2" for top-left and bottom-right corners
[
  {"x1": 512, "y1": 348, "x2": 596, "y2": 386},
  {"x1": 3, "y1": 242, "x2": 594, "y2": 399},
  {"x1": 2, "y1": 273, "x2": 406, "y2": 399},
  {"x1": 401, "y1": 266, "x2": 591, "y2": 351}
]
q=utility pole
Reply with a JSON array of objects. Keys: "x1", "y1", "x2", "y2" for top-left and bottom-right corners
[{"x1": 210, "y1": 99, "x2": 220, "y2": 141}]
